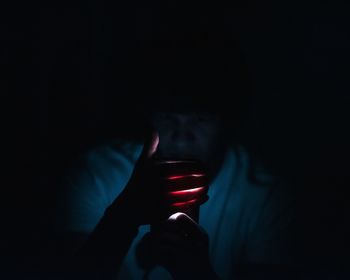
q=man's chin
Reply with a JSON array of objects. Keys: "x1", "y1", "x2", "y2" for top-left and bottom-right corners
[{"x1": 155, "y1": 153, "x2": 200, "y2": 161}]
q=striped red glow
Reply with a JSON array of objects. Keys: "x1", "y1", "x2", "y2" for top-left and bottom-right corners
[
  {"x1": 169, "y1": 187, "x2": 204, "y2": 196},
  {"x1": 172, "y1": 199, "x2": 198, "y2": 208},
  {"x1": 167, "y1": 174, "x2": 205, "y2": 180}
]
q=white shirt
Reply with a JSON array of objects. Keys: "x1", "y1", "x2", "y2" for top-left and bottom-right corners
[{"x1": 54, "y1": 140, "x2": 296, "y2": 279}]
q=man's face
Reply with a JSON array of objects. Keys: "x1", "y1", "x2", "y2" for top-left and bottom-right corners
[{"x1": 150, "y1": 111, "x2": 224, "y2": 167}]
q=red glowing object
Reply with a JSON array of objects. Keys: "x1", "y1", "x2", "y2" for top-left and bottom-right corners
[
  {"x1": 153, "y1": 160, "x2": 209, "y2": 222},
  {"x1": 169, "y1": 187, "x2": 205, "y2": 196},
  {"x1": 167, "y1": 174, "x2": 205, "y2": 180},
  {"x1": 172, "y1": 199, "x2": 198, "y2": 208}
]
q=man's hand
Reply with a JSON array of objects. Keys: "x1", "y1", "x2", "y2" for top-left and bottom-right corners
[
  {"x1": 136, "y1": 212, "x2": 219, "y2": 280},
  {"x1": 107, "y1": 132, "x2": 209, "y2": 227},
  {"x1": 108, "y1": 132, "x2": 161, "y2": 226},
  {"x1": 74, "y1": 132, "x2": 161, "y2": 275}
]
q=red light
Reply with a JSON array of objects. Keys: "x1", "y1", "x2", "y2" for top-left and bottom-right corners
[
  {"x1": 167, "y1": 174, "x2": 205, "y2": 180},
  {"x1": 172, "y1": 199, "x2": 198, "y2": 208},
  {"x1": 169, "y1": 187, "x2": 204, "y2": 196}
]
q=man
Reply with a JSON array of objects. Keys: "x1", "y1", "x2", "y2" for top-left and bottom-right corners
[
  {"x1": 50, "y1": 12, "x2": 297, "y2": 280},
  {"x1": 51, "y1": 92, "x2": 296, "y2": 279}
]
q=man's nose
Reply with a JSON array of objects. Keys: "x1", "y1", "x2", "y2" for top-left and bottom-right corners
[{"x1": 171, "y1": 125, "x2": 196, "y2": 143}]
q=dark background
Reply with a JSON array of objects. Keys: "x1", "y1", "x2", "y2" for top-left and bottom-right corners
[{"x1": 2, "y1": 0, "x2": 349, "y2": 277}]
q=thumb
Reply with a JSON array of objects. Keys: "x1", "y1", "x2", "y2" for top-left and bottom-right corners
[
  {"x1": 168, "y1": 212, "x2": 206, "y2": 241},
  {"x1": 140, "y1": 131, "x2": 159, "y2": 160}
]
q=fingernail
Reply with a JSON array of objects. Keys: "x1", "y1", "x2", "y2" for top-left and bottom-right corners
[
  {"x1": 168, "y1": 212, "x2": 186, "y2": 221},
  {"x1": 168, "y1": 212, "x2": 195, "y2": 223}
]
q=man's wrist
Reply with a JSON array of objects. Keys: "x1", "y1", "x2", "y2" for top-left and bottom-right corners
[
  {"x1": 104, "y1": 196, "x2": 141, "y2": 230},
  {"x1": 170, "y1": 261, "x2": 219, "y2": 280}
]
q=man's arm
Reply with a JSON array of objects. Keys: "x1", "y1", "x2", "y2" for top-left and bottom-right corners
[
  {"x1": 136, "y1": 212, "x2": 219, "y2": 280},
  {"x1": 49, "y1": 134, "x2": 160, "y2": 279},
  {"x1": 237, "y1": 181, "x2": 299, "y2": 279},
  {"x1": 64, "y1": 197, "x2": 140, "y2": 279}
]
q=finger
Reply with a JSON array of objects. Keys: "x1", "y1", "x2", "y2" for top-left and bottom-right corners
[
  {"x1": 136, "y1": 231, "x2": 182, "y2": 269},
  {"x1": 150, "y1": 230, "x2": 191, "y2": 248},
  {"x1": 163, "y1": 174, "x2": 209, "y2": 191},
  {"x1": 165, "y1": 186, "x2": 207, "y2": 203},
  {"x1": 135, "y1": 233, "x2": 155, "y2": 270},
  {"x1": 169, "y1": 194, "x2": 209, "y2": 208},
  {"x1": 155, "y1": 160, "x2": 207, "y2": 178},
  {"x1": 148, "y1": 225, "x2": 203, "y2": 255},
  {"x1": 167, "y1": 212, "x2": 208, "y2": 243},
  {"x1": 139, "y1": 131, "x2": 159, "y2": 161}
]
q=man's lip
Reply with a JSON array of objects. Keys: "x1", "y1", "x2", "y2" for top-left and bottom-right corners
[{"x1": 158, "y1": 154, "x2": 198, "y2": 160}]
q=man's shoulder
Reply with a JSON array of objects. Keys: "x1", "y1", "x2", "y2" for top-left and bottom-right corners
[
  {"x1": 229, "y1": 145, "x2": 275, "y2": 187},
  {"x1": 228, "y1": 146, "x2": 297, "y2": 248},
  {"x1": 229, "y1": 145, "x2": 295, "y2": 209},
  {"x1": 63, "y1": 139, "x2": 143, "y2": 203},
  {"x1": 82, "y1": 139, "x2": 143, "y2": 170}
]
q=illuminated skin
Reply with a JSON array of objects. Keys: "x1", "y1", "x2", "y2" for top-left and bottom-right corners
[
  {"x1": 167, "y1": 174, "x2": 204, "y2": 180},
  {"x1": 148, "y1": 110, "x2": 227, "y2": 217},
  {"x1": 169, "y1": 187, "x2": 205, "y2": 196},
  {"x1": 135, "y1": 111, "x2": 225, "y2": 278},
  {"x1": 150, "y1": 110, "x2": 227, "y2": 183},
  {"x1": 165, "y1": 171, "x2": 208, "y2": 209}
]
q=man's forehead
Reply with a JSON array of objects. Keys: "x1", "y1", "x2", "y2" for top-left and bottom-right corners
[
  {"x1": 153, "y1": 110, "x2": 217, "y2": 116},
  {"x1": 151, "y1": 111, "x2": 221, "y2": 123},
  {"x1": 149, "y1": 94, "x2": 223, "y2": 116}
]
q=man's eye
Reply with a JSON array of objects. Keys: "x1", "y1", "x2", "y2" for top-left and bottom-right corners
[
  {"x1": 197, "y1": 116, "x2": 210, "y2": 122},
  {"x1": 157, "y1": 115, "x2": 175, "y2": 124},
  {"x1": 193, "y1": 113, "x2": 211, "y2": 122},
  {"x1": 162, "y1": 115, "x2": 174, "y2": 121}
]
